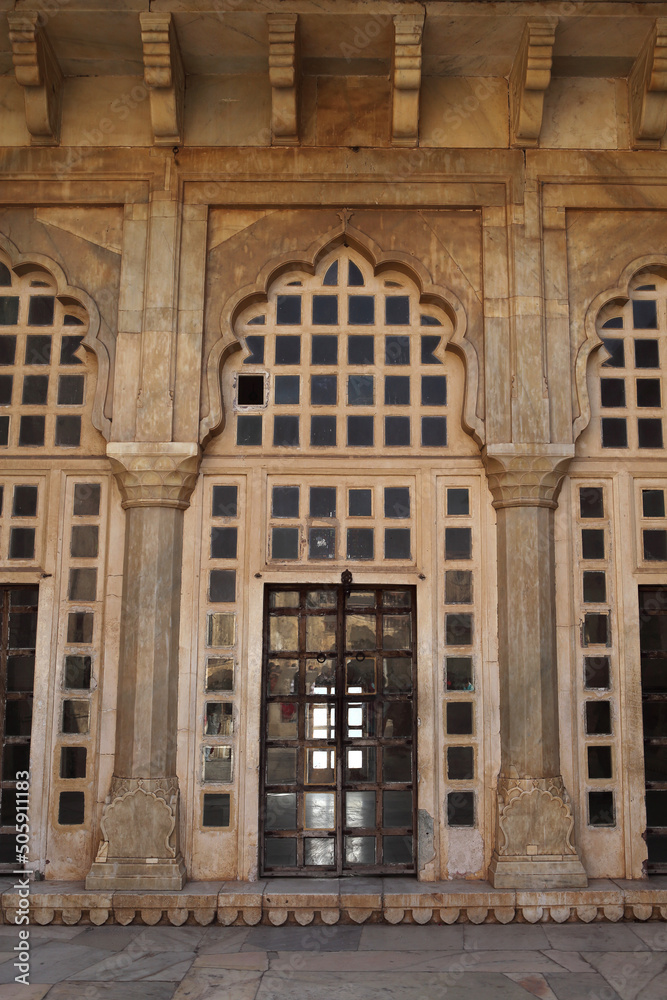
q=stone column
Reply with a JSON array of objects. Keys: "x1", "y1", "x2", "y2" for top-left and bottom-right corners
[
  {"x1": 86, "y1": 442, "x2": 199, "y2": 890},
  {"x1": 484, "y1": 445, "x2": 588, "y2": 889}
]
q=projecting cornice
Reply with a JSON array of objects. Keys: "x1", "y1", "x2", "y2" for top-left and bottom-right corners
[{"x1": 7, "y1": 12, "x2": 63, "y2": 146}]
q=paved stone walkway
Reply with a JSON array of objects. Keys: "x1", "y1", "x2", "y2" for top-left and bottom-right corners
[{"x1": 0, "y1": 919, "x2": 665, "y2": 999}]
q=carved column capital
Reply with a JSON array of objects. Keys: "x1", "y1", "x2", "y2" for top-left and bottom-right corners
[
  {"x1": 107, "y1": 442, "x2": 200, "y2": 510},
  {"x1": 482, "y1": 445, "x2": 574, "y2": 509}
]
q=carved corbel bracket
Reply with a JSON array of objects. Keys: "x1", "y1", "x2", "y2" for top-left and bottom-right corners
[
  {"x1": 140, "y1": 12, "x2": 185, "y2": 146},
  {"x1": 107, "y1": 442, "x2": 201, "y2": 510},
  {"x1": 268, "y1": 13, "x2": 299, "y2": 145},
  {"x1": 8, "y1": 12, "x2": 63, "y2": 146},
  {"x1": 629, "y1": 18, "x2": 667, "y2": 149},
  {"x1": 509, "y1": 18, "x2": 557, "y2": 148},
  {"x1": 391, "y1": 13, "x2": 424, "y2": 147},
  {"x1": 482, "y1": 445, "x2": 575, "y2": 509}
]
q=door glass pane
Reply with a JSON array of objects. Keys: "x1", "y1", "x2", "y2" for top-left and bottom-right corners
[
  {"x1": 383, "y1": 615, "x2": 411, "y2": 649},
  {"x1": 306, "y1": 590, "x2": 337, "y2": 608},
  {"x1": 270, "y1": 591, "x2": 300, "y2": 608},
  {"x1": 305, "y1": 838, "x2": 335, "y2": 865},
  {"x1": 383, "y1": 835, "x2": 412, "y2": 863},
  {"x1": 265, "y1": 793, "x2": 297, "y2": 830},
  {"x1": 346, "y1": 591, "x2": 376, "y2": 608},
  {"x1": 306, "y1": 703, "x2": 335, "y2": 739},
  {"x1": 270, "y1": 616, "x2": 298, "y2": 651},
  {"x1": 346, "y1": 614, "x2": 376, "y2": 649},
  {"x1": 305, "y1": 615, "x2": 337, "y2": 652},
  {"x1": 383, "y1": 790, "x2": 412, "y2": 827},
  {"x1": 267, "y1": 659, "x2": 298, "y2": 695},
  {"x1": 382, "y1": 702, "x2": 412, "y2": 738},
  {"x1": 383, "y1": 657, "x2": 412, "y2": 693},
  {"x1": 306, "y1": 748, "x2": 336, "y2": 784},
  {"x1": 345, "y1": 836, "x2": 376, "y2": 864},
  {"x1": 383, "y1": 747, "x2": 412, "y2": 782},
  {"x1": 347, "y1": 702, "x2": 375, "y2": 738},
  {"x1": 346, "y1": 656, "x2": 376, "y2": 692},
  {"x1": 267, "y1": 702, "x2": 298, "y2": 739},
  {"x1": 266, "y1": 747, "x2": 297, "y2": 784},
  {"x1": 346, "y1": 746, "x2": 376, "y2": 782},
  {"x1": 346, "y1": 791, "x2": 375, "y2": 828},
  {"x1": 305, "y1": 792, "x2": 335, "y2": 829},
  {"x1": 305, "y1": 658, "x2": 335, "y2": 694}
]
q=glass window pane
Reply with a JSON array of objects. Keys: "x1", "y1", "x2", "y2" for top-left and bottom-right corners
[
  {"x1": 347, "y1": 415, "x2": 373, "y2": 447},
  {"x1": 62, "y1": 699, "x2": 90, "y2": 734},
  {"x1": 643, "y1": 529, "x2": 667, "y2": 561},
  {"x1": 18, "y1": 415, "x2": 45, "y2": 447},
  {"x1": 203, "y1": 793, "x2": 230, "y2": 827},
  {"x1": 6, "y1": 655, "x2": 35, "y2": 692},
  {"x1": 310, "y1": 487, "x2": 336, "y2": 518},
  {"x1": 446, "y1": 702, "x2": 473, "y2": 734},
  {"x1": 309, "y1": 527, "x2": 336, "y2": 559},
  {"x1": 203, "y1": 745, "x2": 233, "y2": 782},
  {"x1": 312, "y1": 295, "x2": 338, "y2": 325},
  {"x1": 266, "y1": 792, "x2": 298, "y2": 831},
  {"x1": 348, "y1": 335, "x2": 374, "y2": 365},
  {"x1": 273, "y1": 415, "x2": 299, "y2": 446},
  {"x1": 346, "y1": 614, "x2": 376, "y2": 650},
  {"x1": 310, "y1": 415, "x2": 336, "y2": 446},
  {"x1": 383, "y1": 657, "x2": 412, "y2": 693},
  {"x1": 383, "y1": 790, "x2": 412, "y2": 827},
  {"x1": 421, "y1": 416, "x2": 447, "y2": 447},
  {"x1": 579, "y1": 486, "x2": 604, "y2": 518},
  {"x1": 73, "y1": 483, "x2": 101, "y2": 516},
  {"x1": 584, "y1": 656, "x2": 610, "y2": 690},
  {"x1": 348, "y1": 295, "x2": 374, "y2": 324},
  {"x1": 25, "y1": 334, "x2": 51, "y2": 365},
  {"x1": 346, "y1": 790, "x2": 375, "y2": 828},
  {"x1": 55, "y1": 415, "x2": 81, "y2": 447},
  {"x1": 306, "y1": 703, "x2": 335, "y2": 739},
  {"x1": 305, "y1": 615, "x2": 337, "y2": 652},
  {"x1": 305, "y1": 658, "x2": 335, "y2": 695},
  {"x1": 637, "y1": 378, "x2": 661, "y2": 407},
  {"x1": 28, "y1": 296, "x2": 54, "y2": 326},
  {"x1": 205, "y1": 703, "x2": 233, "y2": 736},
  {"x1": 323, "y1": 261, "x2": 338, "y2": 286},
  {"x1": 582, "y1": 528, "x2": 605, "y2": 559},
  {"x1": 382, "y1": 701, "x2": 412, "y2": 738},
  {"x1": 447, "y1": 489, "x2": 469, "y2": 515},
  {"x1": 0, "y1": 304, "x2": 19, "y2": 329},
  {"x1": 0, "y1": 373, "x2": 13, "y2": 404},
  {"x1": 348, "y1": 261, "x2": 364, "y2": 286},
  {"x1": 268, "y1": 659, "x2": 298, "y2": 695},
  {"x1": 585, "y1": 700, "x2": 611, "y2": 734},
  {"x1": 346, "y1": 656, "x2": 376, "y2": 693},
  {"x1": 638, "y1": 418, "x2": 663, "y2": 448},
  {"x1": 583, "y1": 571, "x2": 606, "y2": 603},
  {"x1": 266, "y1": 702, "x2": 298, "y2": 739},
  {"x1": 306, "y1": 748, "x2": 336, "y2": 784},
  {"x1": 310, "y1": 375, "x2": 337, "y2": 406},
  {"x1": 264, "y1": 838, "x2": 296, "y2": 866},
  {"x1": 635, "y1": 339, "x2": 659, "y2": 368},
  {"x1": 237, "y1": 414, "x2": 262, "y2": 445},
  {"x1": 445, "y1": 570, "x2": 473, "y2": 604},
  {"x1": 589, "y1": 791, "x2": 615, "y2": 826},
  {"x1": 272, "y1": 527, "x2": 299, "y2": 559},
  {"x1": 63, "y1": 654, "x2": 91, "y2": 689},
  {"x1": 385, "y1": 296, "x2": 410, "y2": 325},
  {"x1": 306, "y1": 589, "x2": 337, "y2": 608},
  {"x1": 348, "y1": 374, "x2": 374, "y2": 405},
  {"x1": 70, "y1": 525, "x2": 98, "y2": 558},
  {"x1": 206, "y1": 657, "x2": 233, "y2": 692},
  {"x1": 383, "y1": 835, "x2": 412, "y2": 863},
  {"x1": 345, "y1": 836, "x2": 375, "y2": 864},
  {"x1": 275, "y1": 374, "x2": 300, "y2": 404},
  {"x1": 447, "y1": 746, "x2": 474, "y2": 780},
  {"x1": 421, "y1": 375, "x2": 447, "y2": 406},
  {"x1": 383, "y1": 747, "x2": 412, "y2": 782},
  {"x1": 22, "y1": 374, "x2": 48, "y2": 405},
  {"x1": 58, "y1": 375, "x2": 84, "y2": 406},
  {"x1": 384, "y1": 528, "x2": 411, "y2": 559},
  {"x1": 445, "y1": 527, "x2": 471, "y2": 560},
  {"x1": 643, "y1": 490, "x2": 665, "y2": 517},
  {"x1": 305, "y1": 792, "x2": 335, "y2": 829},
  {"x1": 60, "y1": 747, "x2": 87, "y2": 779},
  {"x1": 385, "y1": 335, "x2": 410, "y2": 365},
  {"x1": 272, "y1": 486, "x2": 299, "y2": 518},
  {"x1": 276, "y1": 295, "x2": 301, "y2": 325},
  {"x1": 67, "y1": 611, "x2": 93, "y2": 643},
  {"x1": 207, "y1": 612, "x2": 236, "y2": 647},
  {"x1": 384, "y1": 487, "x2": 410, "y2": 518},
  {"x1": 60, "y1": 335, "x2": 84, "y2": 365},
  {"x1": 385, "y1": 416, "x2": 410, "y2": 446},
  {"x1": 601, "y1": 338, "x2": 624, "y2": 367},
  {"x1": 304, "y1": 839, "x2": 335, "y2": 865},
  {"x1": 312, "y1": 335, "x2": 338, "y2": 364},
  {"x1": 383, "y1": 615, "x2": 411, "y2": 648},
  {"x1": 211, "y1": 526, "x2": 237, "y2": 559},
  {"x1": 346, "y1": 747, "x2": 376, "y2": 783},
  {"x1": 58, "y1": 791, "x2": 85, "y2": 825},
  {"x1": 385, "y1": 375, "x2": 410, "y2": 405},
  {"x1": 68, "y1": 568, "x2": 97, "y2": 601},
  {"x1": 583, "y1": 612, "x2": 610, "y2": 646},
  {"x1": 349, "y1": 489, "x2": 372, "y2": 516},
  {"x1": 12, "y1": 485, "x2": 38, "y2": 517},
  {"x1": 447, "y1": 791, "x2": 475, "y2": 827},
  {"x1": 587, "y1": 745, "x2": 612, "y2": 780},
  {"x1": 347, "y1": 527, "x2": 374, "y2": 560},
  {"x1": 633, "y1": 300, "x2": 657, "y2": 329},
  {"x1": 266, "y1": 747, "x2": 297, "y2": 785},
  {"x1": 421, "y1": 335, "x2": 442, "y2": 364},
  {"x1": 269, "y1": 616, "x2": 298, "y2": 651}
]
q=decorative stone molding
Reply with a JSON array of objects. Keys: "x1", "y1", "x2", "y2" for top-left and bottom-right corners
[
  {"x1": 139, "y1": 13, "x2": 185, "y2": 146},
  {"x1": 629, "y1": 18, "x2": 667, "y2": 149},
  {"x1": 268, "y1": 14, "x2": 299, "y2": 145},
  {"x1": 391, "y1": 13, "x2": 424, "y2": 147},
  {"x1": 495, "y1": 776, "x2": 576, "y2": 856},
  {"x1": 106, "y1": 442, "x2": 201, "y2": 510},
  {"x1": 509, "y1": 18, "x2": 557, "y2": 148},
  {"x1": 7, "y1": 12, "x2": 63, "y2": 146},
  {"x1": 483, "y1": 445, "x2": 575, "y2": 509}
]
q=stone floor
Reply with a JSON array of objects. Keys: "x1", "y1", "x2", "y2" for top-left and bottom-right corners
[{"x1": 0, "y1": 919, "x2": 665, "y2": 999}]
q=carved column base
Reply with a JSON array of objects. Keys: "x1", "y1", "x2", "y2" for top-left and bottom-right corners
[
  {"x1": 85, "y1": 778, "x2": 186, "y2": 891},
  {"x1": 488, "y1": 777, "x2": 588, "y2": 890}
]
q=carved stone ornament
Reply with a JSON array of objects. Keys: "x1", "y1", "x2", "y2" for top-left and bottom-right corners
[
  {"x1": 629, "y1": 18, "x2": 667, "y2": 149},
  {"x1": 268, "y1": 14, "x2": 299, "y2": 145},
  {"x1": 391, "y1": 13, "x2": 424, "y2": 147},
  {"x1": 107, "y1": 442, "x2": 201, "y2": 510},
  {"x1": 496, "y1": 776, "x2": 576, "y2": 857},
  {"x1": 7, "y1": 12, "x2": 63, "y2": 146},
  {"x1": 139, "y1": 12, "x2": 185, "y2": 146},
  {"x1": 482, "y1": 445, "x2": 574, "y2": 509},
  {"x1": 101, "y1": 785, "x2": 177, "y2": 861},
  {"x1": 509, "y1": 18, "x2": 557, "y2": 148}
]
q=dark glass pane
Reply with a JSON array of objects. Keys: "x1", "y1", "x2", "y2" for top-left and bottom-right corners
[
  {"x1": 349, "y1": 489, "x2": 372, "y2": 516},
  {"x1": 311, "y1": 375, "x2": 337, "y2": 405},
  {"x1": 601, "y1": 417, "x2": 627, "y2": 448},
  {"x1": 583, "y1": 612, "x2": 609, "y2": 646},
  {"x1": 28, "y1": 296, "x2": 54, "y2": 326},
  {"x1": 635, "y1": 339, "x2": 659, "y2": 368},
  {"x1": 237, "y1": 374, "x2": 264, "y2": 405},
  {"x1": 0, "y1": 836, "x2": 14, "y2": 863},
  {"x1": 446, "y1": 702, "x2": 473, "y2": 734},
  {"x1": 347, "y1": 527, "x2": 374, "y2": 560},
  {"x1": 0, "y1": 335, "x2": 16, "y2": 365},
  {"x1": 57, "y1": 374, "x2": 85, "y2": 406},
  {"x1": 447, "y1": 489, "x2": 470, "y2": 515},
  {"x1": 585, "y1": 700, "x2": 611, "y2": 735},
  {"x1": 584, "y1": 656, "x2": 610, "y2": 689},
  {"x1": 25, "y1": 334, "x2": 51, "y2": 365},
  {"x1": 385, "y1": 375, "x2": 410, "y2": 405},
  {"x1": 383, "y1": 790, "x2": 412, "y2": 828},
  {"x1": 60, "y1": 747, "x2": 87, "y2": 779},
  {"x1": 644, "y1": 530, "x2": 667, "y2": 561},
  {"x1": 384, "y1": 528, "x2": 410, "y2": 559},
  {"x1": 9, "y1": 527, "x2": 35, "y2": 559},
  {"x1": 272, "y1": 527, "x2": 299, "y2": 560},
  {"x1": 64, "y1": 655, "x2": 92, "y2": 689},
  {"x1": 447, "y1": 791, "x2": 475, "y2": 826},
  {"x1": 445, "y1": 570, "x2": 473, "y2": 604},
  {"x1": 633, "y1": 299, "x2": 657, "y2": 329},
  {"x1": 646, "y1": 791, "x2": 667, "y2": 827},
  {"x1": 0, "y1": 790, "x2": 17, "y2": 826},
  {"x1": 310, "y1": 487, "x2": 336, "y2": 518},
  {"x1": 18, "y1": 415, "x2": 45, "y2": 446},
  {"x1": 383, "y1": 657, "x2": 412, "y2": 693},
  {"x1": 348, "y1": 295, "x2": 374, "y2": 324},
  {"x1": 421, "y1": 315, "x2": 442, "y2": 326},
  {"x1": 211, "y1": 526, "x2": 237, "y2": 559},
  {"x1": 582, "y1": 529, "x2": 605, "y2": 559},
  {"x1": 383, "y1": 747, "x2": 412, "y2": 782},
  {"x1": 244, "y1": 335, "x2": 265, "y2": 364},
  {"x1": 579, "y1": 486, "x2": 604, "y2": 518},
  {"x1": 445, "y1": 527, "x2": 471, "y2": 560},
  {"x1": 385, "y1": 336, "x2": 410, "y2": 365},
  {"x1": 276, "y1": 295, "x2": 301, "y2": 325},
  {"x1": 348, "y1": 335, "x2": 374, "y2": 365},
  {"x1": 638, "y1": 418, "x2": 663, "y2": 448},
  {"x1": 323, "y1": 261, "x2": 338, "y2": 286},
  {"x1": 348, "y1": 261, "x2": 364, "y2": 286},
  {"x1": 10, "y1": 587, "x2": 38, "y2": 607},
  {"x1": 266, "y1": 747, "x2": 297, "y2": 784},
  {"x1": 265, "y1": 792, "x2": 297, "y2": 830},
  {"x1": 0, "y1": 299, "x2": 19, "y2": 326},
  {"x1": 644, "y1": 702, "x2": 667, "y2": 738},
  {"x1": 347, "y1": 415, "x2": 373, "y2": 447},
  {"x1": 70, "y1": 525, "x2": 99, "y2": 558},
  {"x1": 209, "y1": 569, "x2": 236, "y2": 602},
  {"x1": 68, "y1": 568, "x2": 97, "y2": 601},
  {"x1": 58, "y1": 791, "x2": 85, "y2": 825},
  {"x1": 0, "y1": 415, "x2": 7, "y2": 445},
  {"x1": 5, "y1": 699, "x2": 32, "y2": 736},
  {"x1": 385, "y1": 416, "x2": 410, "y2": 446},
  {"x1": 637, "y1": 378, "x2": 661, "y2": 407},
  {"x1": 385, "y1": 297, "x2": 409, "y2": 325},
  {"x1": 348, "y1": 374, "x2": 374, "y2": 405},
  {"x1": 2, "y1": 745, "x2": 30, "y2": 781},
  {"x1": 312, "y1": 296, "x2": 338, "y2": 325},
  {"x1": 13, "y1": 485, "x2": 38, "y2": 517},
  {"x1": 265, "y1": 838, "x2": 296, "y2": 866},
  {"x1": 312, "y1": 335, "x2": 338, "y2": 364},
  {"x1": 310, "y1": 415, "x2": 336, "y2": 446},
  {"x1": 8, "y1": 609, "x2": 37, "y2": 647},
  {"x1": 643, "y1": 490, "x2": 665, "y2": 518},
  {"x1": 587, "y1": 745, "x2": 612, "y2": 779},
  {"x1": 55, "y1": 415, "x2": 81, "y2": 447},
  {"x1": 446, "y1": 656, "x2": 473, "y2": 691},
  {"x1": 421, "y1": 335, "x2": 442, "y2": 364},
  {"x1": 275, "y1": 375, "x2": 300, "y2": 404},
  {"x1": 0, "y1": 263, "x2": 10, "y2": 285},
  {"x1": 6, "y1": 655, "x2": 34, "y2": 692},
  {"x1": 421, "y1": 375, "x2": 447, "y2": 406},
  {"x1": 237, "y1": 414, "x2": 262, "y2": 446},
  {"x1": 583, "y1": 571, "x2": 606, "y2": 603},
  {"x1": 67, "y1": 611, "x2": 93, "y2": 643},
  {"x1": 203, "y1": 793, "x2": 230, "y2": 827},
  {"x1": 421, "y1": 416, "x2": 447, "y2": 447},
  {"x1": 600, "y1": 378, "x2": 625, "y2": 407},
  {"x1": 602, "y1": 316, "x2": 623, "y2": 329},
  {"x1": 275, "y1": 335, "x2": 301, "y2": 364},
  {"x1": 309, "y1": 527, "x2": 336, "y2": 560},
  {"x1": 212, "y1": 485, "x2": 237, "y2": 518},
  {"x1": 384, "y1": 487, "x2": 410, "y2": 518},
  {"x1": 62, "y1": 699, "x2": 89, "y2": 734},
  {"x1": 589, "y1": 791, "x2": 614, "y2": 826},
  {"x1": 60, "y1": 335, "x2": 84, "y2": 365},
  {"x1": 64, "y1": 315, "x2": 84, "y2": 326},
  {"x1": 273, "y1": 415, "x2": 299, "y2": 447},
  {"x1": 446, "y1": 613, "x2": 473, "y2": 646},
  {"x1": 0, "y1": 373, "x2": 12, "y2": 404},
  {"x1": 601, "y1": 338, "x2": 624, "y2": 367},
  {"x1": 272, "y1": 486, "x2": 299, "y2": 518},
  {"x1": 447, "y1": 747, "x2": 474, "y2": 780},
  {"x1": 22, "y1": 374, "x2": 48, "y2": 405},
  {"x1": 644, "y1": 745, "x2": 667, "y2": 783},
  {"x1": 73, "y1": 483, "x2": 101, "y2": 516},
  {"x1": 383, "y1": 835, "x2": 412, "y2": 863}
]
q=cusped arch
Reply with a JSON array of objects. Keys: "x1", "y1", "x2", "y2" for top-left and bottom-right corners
[
  {"x1": 201, "y1": 222, "x2": 484, "y2": 447},
  {"x1": 574, "y1": 254, "x2": 667, "y2": 441},
  {"x1": 0, "y1": 231, "x2": 113, "y2": 440}
]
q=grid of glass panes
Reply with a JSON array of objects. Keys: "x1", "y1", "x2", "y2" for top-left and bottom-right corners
[
  {"x1": 638, "y1": 585, "x2": 667, "y2": 872},
  {"x1": 0, "y1": 259, "x2": 100, "y2": 453},
  {"x1": 0, "y1": 479, "x2": 45, "y2": 564},
  {"x1": 596, "y1": 273, "x2": 666, "y2": 452},
  {"x1": 199, "y1": 480, "x2": 243, "y2": 815},
  {"x1": 442, "y1": 484, "x2": 479, "y2": 829},
  {"x1": 576, "y1": 484, "x2": 617, "y2": 827},
  {"x1": 261, "y1": 585, "x2": 416, "y2": 874},
  {"x1": 0, "y1": 586, "x2": 38, "y2": 868},
  {"x1": 267, "y1": 479, "x2": 416, "y2": 564},
  {"x1": 55, "y1": 480, "x2": 106, "y2": 828},
  {"x1": 638, "y1": 483, "x2": 667, "y2": 564},
  {"x1": 229, "y1": 251, "x2": 451, "y2": 455}
]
